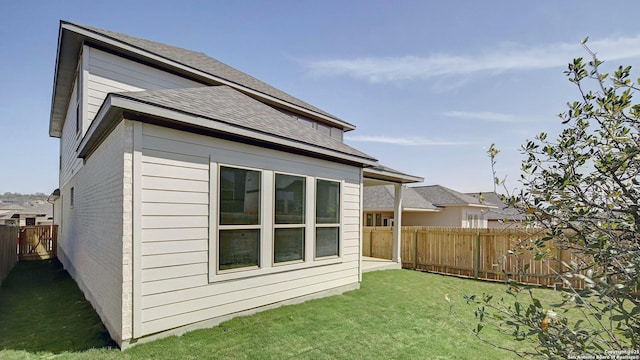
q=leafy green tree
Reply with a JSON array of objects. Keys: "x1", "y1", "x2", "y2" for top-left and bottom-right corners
[{"x1": 463, "y1": 40, "x2": 640, "y2": 358}]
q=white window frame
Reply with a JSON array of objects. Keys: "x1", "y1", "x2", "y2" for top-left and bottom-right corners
[
  {"x1": 314, "y1": 178, "x2": 343, "y2": 260},
  {"x1": 208, "y1": 163, "x2": 343, "y2": 283},
  {"x1": 273, "y1": 171, "x2": 307, "y2": 266},
  {"x1": 216, "y1": 164, "x2": 264, "y2": 274}
]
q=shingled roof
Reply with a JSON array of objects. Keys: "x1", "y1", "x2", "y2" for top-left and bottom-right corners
[
  {"x1": 49, "y1": 21, "x2": 351, "y2": 137},
  {"x1": 112, "y1": 85, "x2": 373, "y2": 160},
  {"x1": 364, "y1": 185, "x2": 439, "y2": 211},
  {"x1": 412, "y1": 185, "x2": 494, "y2": 207},
  {"x1": 466, "y1": 192, "x2": 526, "y2": 221}
]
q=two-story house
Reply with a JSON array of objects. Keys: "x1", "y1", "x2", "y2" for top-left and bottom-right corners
[{"x1": 49, "y1": 21, "x2": 421, "y2": 347}]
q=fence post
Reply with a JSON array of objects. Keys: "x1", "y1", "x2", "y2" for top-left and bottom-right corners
[
  {"x1": 473, "y1": 232, "x2": 480, "y2": 279},
  {"x1": 413, "y1": 229, "x2": 418, "y2": 269}
]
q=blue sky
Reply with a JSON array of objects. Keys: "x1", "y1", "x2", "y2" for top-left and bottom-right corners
[{"x1": 2, "y1": 0, "x2": 640, "y2": 194}]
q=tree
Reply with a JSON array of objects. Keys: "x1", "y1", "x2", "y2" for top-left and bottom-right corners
[{"x1": 463, "y1": 41, "x2": 640, "y2": 358}]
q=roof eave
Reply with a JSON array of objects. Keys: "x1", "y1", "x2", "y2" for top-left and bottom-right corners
[{"x1": 363, "y1": 168, "x2": 423, "y2": 184}]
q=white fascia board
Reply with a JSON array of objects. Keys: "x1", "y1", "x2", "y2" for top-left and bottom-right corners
[
  {"x1": 78, "y1": 95, "x2": 376, "y2": 167},
  {"x1": 363, "y1": 168, "x2": 424, "y2": 184},
  {"x1": 403, "y1": 208, "x2": 441, "y2": 213},
  {"x1": 63, "y1": 23, "x2": 355, "y2": 131}
]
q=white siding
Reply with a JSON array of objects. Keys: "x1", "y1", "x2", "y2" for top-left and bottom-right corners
[
  {"x1": 86, "y1": 47, "x2": 202, "y2": 123},
  {"x1": 59, "y1": 73, "x2": 84, "y2": 187},
  {"x1": 137, "y1": 123, "x2": 361, "y2": 337},
  {"x1": 60, "y1": 46, "x2": 202, "y2": 189},
  {"x1": 403, "y1": 207, "x2": 463, "y2": 227},
  {"x1": 57, "y1": 120, "x2": 133, "y2": 344}
]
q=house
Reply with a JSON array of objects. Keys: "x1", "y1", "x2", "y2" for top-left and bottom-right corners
[
  {"x1": 0, "y1": 202, "x2": 53, "y2": 226},
  {"x1": 49, "y1": 21, "x2": 421, "y2": 347},
  {"x1": 363, "y1": 185, "x2": 439, "y2": 226},
  {"x1": 410, "y1": 185, "x2": 495, "y2": 228},
  {"x1": 466, "y1": 192, "x2": 527, "y2": 228},
  {"x1": 363, "y1": 184, "x2": 497, "y2": 228}
]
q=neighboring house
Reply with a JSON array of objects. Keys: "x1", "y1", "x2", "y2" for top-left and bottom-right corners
[
  {"x1": 466, "y1": 192, "x2": 527, "y2": 228},
  {"x1": 49, "y1": 21, "x2": 421, "y2": 347},
  {"x1": 0, "y1": 203, "x2": 53, "y2": 226},
  {"x1": 409, "y1": 185, "x2": 496, "y2": 228},
  {"x1": 363, "y1": 185, "x2": 439, "y2": 226}
]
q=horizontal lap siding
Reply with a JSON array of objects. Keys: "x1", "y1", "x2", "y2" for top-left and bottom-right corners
[
  {"x1": 140, "y1": 142, "x2": 210, "y2": 305},
  {"x1": 138, "y1": 123, "x2": 361, "y2": 337},
  {"x1": 87, "y1": 47, "x2": 202, "y2": 122}
]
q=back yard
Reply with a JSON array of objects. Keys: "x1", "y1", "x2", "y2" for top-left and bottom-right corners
[{"x1": 0, "y1": 260, "x2": 557, "y2": 359}]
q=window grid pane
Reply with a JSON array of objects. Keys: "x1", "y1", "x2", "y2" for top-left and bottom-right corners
[
  {"x1": 274, "y1": 228, "x2": 305, "y2": 263},
  {"x1": 316, "y1": 227, "x2": 339, "y2": 258},
  {"x1": 219, "y1": 229, "x2": 260, "y2": 270},
  {"x1": 275, "y1": 174, "x2": 305, "y2": 224},
  {"x1": 220, "y1": 167, "x2": 261, "y2": 225},
  {"x1": 316, "y1": 180, "x2": 340, "y2": 224}
]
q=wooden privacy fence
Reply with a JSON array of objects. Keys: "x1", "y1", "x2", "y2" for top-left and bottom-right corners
[
  {"x1": 18, "y1": 225, "x2": 58, "y2": 260},
  {"x1": 0, "y1": 225, "x2": 19, "y2": 285},
  {"x1": 362, "y1": 227, "x2": 394, "y2": 259},
  {"x1": 364, "y1": 226, "x2": 587, "y2": 289}
]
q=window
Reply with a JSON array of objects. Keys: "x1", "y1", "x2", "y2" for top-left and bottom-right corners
[
  {"x1": 70, "y1": 187, "x2": 74, "y2": 208},
  {"x1": 366, "y1": 213, "x2": 373, "y2": 227},
  {"x1": 218, "y1": 166, "x2": 261, "y2": 270},
  {"x1": 274, "y1": 174, "x2": 305, "y2": 263},
  {"x1": 315, "y1": 179, "x2": 340, "y2": 258},
  {"x1": 211, "y1": 165, "x2": 344, "y2": 280}
]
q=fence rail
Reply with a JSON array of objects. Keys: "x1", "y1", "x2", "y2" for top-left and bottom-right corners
[
  {"x1": 18, "y1": 225, "x2": 57, "y2": 261},
  {"x1": 364, "y1": 226, "x2": 587, "y2": 289},
  {"x1": 0, "y1": 225, "x2": 19, "y2": 285}
]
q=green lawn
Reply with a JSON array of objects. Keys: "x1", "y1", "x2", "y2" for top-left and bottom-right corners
[{"x1": 0, "y1": 260, "x2": 556, "y2": 359}]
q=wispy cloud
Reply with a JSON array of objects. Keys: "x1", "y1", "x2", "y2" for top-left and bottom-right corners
[
  {"x1": 344, "y1": 135, "x2": 474, "y2": 146},
  {"x1": 303, "y1": 35, "x2": 640, "y2": 83},
  {"x1": 442, "y1": 111, "x2": 528, "y2": 123}
]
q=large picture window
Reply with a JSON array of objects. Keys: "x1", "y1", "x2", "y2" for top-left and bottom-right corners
[
  {"x1": 274, "y1": 174, "x2": 305, "y2": 263},
  {"x1": 218, "y1": 166, "x2": 261, "y2": 270},
  {"x1": 315, "y1": 179, "x2": 340, "y2": 258}
]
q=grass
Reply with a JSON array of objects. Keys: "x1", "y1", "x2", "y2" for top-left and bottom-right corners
[{"x1": 0, "y1": 260, "x2": 565, "y2": 359}]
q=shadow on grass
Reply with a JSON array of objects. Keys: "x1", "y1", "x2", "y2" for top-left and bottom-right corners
[{"x1": 0, "y1": 259, "x2": 117, "y2": 353}]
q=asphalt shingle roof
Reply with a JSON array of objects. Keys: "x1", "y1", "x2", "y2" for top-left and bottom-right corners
[
  {"x1": 466, "y1": 192, "x2": 526, "y2": 221},
  {"x1": 72, "y1": 22, "x2": 346, "y2": 125},
  {"x1": 363, "y1": 185, "x2": 439, "y2": 211},
  {"x1": 411, "y1": 185, "x2": 491, "y2": 207},
  {"x1": 116, "y1": 85, "x2": 374, "y2": 160}
]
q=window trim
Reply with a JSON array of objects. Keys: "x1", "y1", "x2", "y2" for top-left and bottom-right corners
[
  {"x1": 273, "y1": 172, "x2": 307, "y2": 266},
  {"x1": 216, "y1": 164, "x2": 264, "y2": 274},
  {"x1": 314, "y1": 178, "x2": 342, "y2": 260},
  {"x1": 208, "y1": 163, "x2": 344, "y2": 283}
]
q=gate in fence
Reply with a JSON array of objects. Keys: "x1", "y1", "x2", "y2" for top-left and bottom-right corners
[{"x1": 18, "y1": 225, "x2": 58, "y2": 260}]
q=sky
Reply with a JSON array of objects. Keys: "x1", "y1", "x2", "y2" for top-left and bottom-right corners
[{"x1": 2, "y1": 0, "x2": 640, "y2": 195}]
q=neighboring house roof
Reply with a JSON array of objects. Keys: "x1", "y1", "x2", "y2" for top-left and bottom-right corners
[
  {"x1": 0, "y1": 203, "x2": 52, "y2": 220},
  {"x1": 466, "y1": 192, "x2": 526, "y2": 221},
  {"x1": 50, "y1": 21, "x2": 354, "y2": 137},
  {"x1": 364, "y1": 185, "x2": 439, "y2": 211},
  {"x1": 79, "y1": 85, "x2": 377, "y2": 166},
  {"x1": 0, "y1": 203, "x2": 26, "y2": 211},
  {"x1": 412, "y1": 185, "x2": 495, "y2": 208}
]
